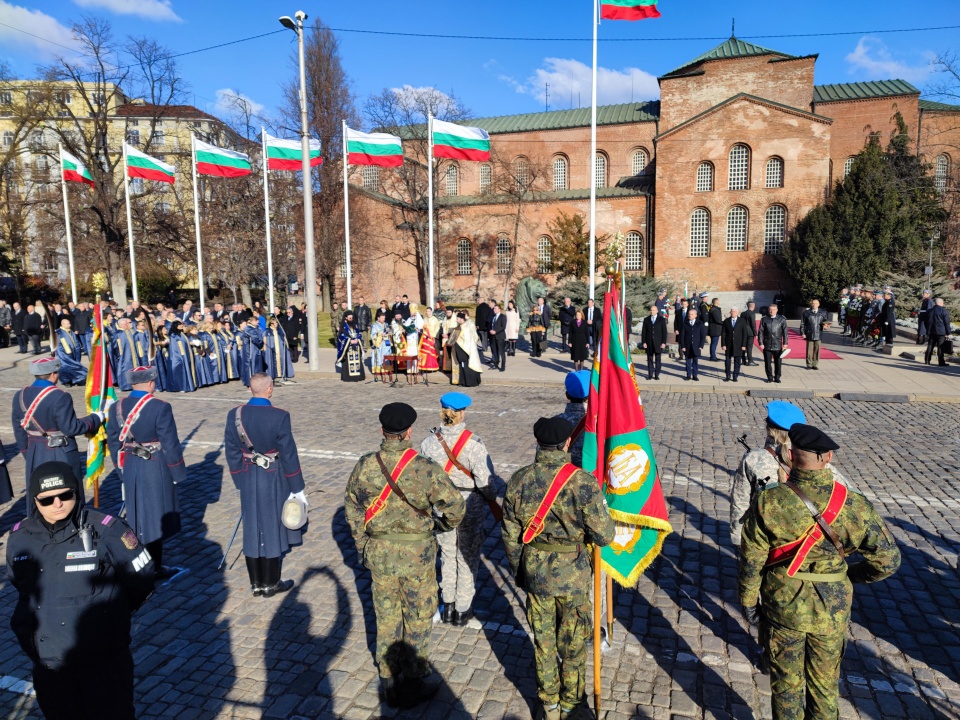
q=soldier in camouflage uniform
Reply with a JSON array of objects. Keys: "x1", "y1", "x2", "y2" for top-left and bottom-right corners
[
  {"x1": 502, "y1": 417, "x2": 616, "y2": 720},
  {"x1": 420, "y1": 392, "x2": 499, "y2": 626},
  {"x1": 344, "y1": 402, "x2": 466, "y2": 708},
  {"x1": 739, "y1": 424, "x2": 900, "y2": 720},
  {"x1": 555, "y1": 370, "x2": 591, "y2": 467},
  {"x1": 730, "y1": 401, "x2": 855, "y2": 546}
]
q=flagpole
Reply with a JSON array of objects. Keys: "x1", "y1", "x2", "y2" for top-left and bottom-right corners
[
  {"x1": 593, "y1": 545, "x2": 602, "y2": 713},
  {"x1": 58, "y1": 144, "x2": 78, "y2": 304},
  {"x1": 427, "y1": 114, "x2": 436, "y2": 308},
  {"x1": 191, "y1": 134, "x2": 205, "y2": 309},
  {"x1": 342, "y1": 120, "x2": 353, "y2": 308},
  {"x1": 94, "y1": 297, "x2": 105, "y2": 509},
  {"x1": 262, "y1": 128, "x2": 275, "y2": 312},
  {"x1": 588, "y1": 0, "x2": 599, "y2": 301},
  {"x1": 122, "y1": 143, "x2": 139, "y2": 303}
]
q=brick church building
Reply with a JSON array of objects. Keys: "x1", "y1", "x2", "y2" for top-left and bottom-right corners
[{"x1": 345, "y1": 37, "x2": 959, "y2": 306}]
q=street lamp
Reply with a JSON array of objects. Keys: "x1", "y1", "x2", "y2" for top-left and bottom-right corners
[{"x1": 279, "y1": 10, "x2": 320, "y2": 372}]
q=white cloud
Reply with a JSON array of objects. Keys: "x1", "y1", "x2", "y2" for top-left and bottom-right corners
[
  {"x1": 845, "y1": 37, "x2": 934, "y2": 84},
  {"x1": 503, "y1": 57, "x2": 660, "y2": 107},
  {"x1": 72, "y1": 0, "x2": 181, "y2": 22},
  {"x1": 0, "y1": 1, "x2": 77, "y2": 58},
  {"x1": 212, "y1": 88, "x2": 266, "y2": 120}
]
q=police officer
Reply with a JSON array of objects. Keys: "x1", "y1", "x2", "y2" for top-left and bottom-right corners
[
  {"x1": 12, "y1": 356, "x2": 103, "y2": 503},
  {"x1": 225, "y1": 372, "x2": 305, "y2": 598},
  {"x1": 106, "y1": 366, "x2": 186, "y2": 580},
  {"x1": 344, "y1": 402, "x2": 465, "y2": 709},
  {"x1": 555, "y1": 370, "x2": 590, "y2": 467},
  {"x1": 420, "y1": 392, "x2": 499, "y2": 626},
  {"x1": 6, "y1": 461, "x2": 156, "y2": 720},
  {"x1": 502, "y1": 417, "x2": 615, "y2": 720},
  {"x1": 739, "y1": 424, "x2": 901, "y2": 720}
]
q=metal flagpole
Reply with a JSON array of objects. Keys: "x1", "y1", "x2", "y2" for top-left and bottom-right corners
[
  {"x1": 191, "y1": 134, "x2": 205, "y2": 309},
  {"x1": 122, "y1": 143, "x2": 139, "y2": 303},
  {"x1": 342, "y1": 120, "x2": 353, "y2": 308},
  {"x1": 58, "y1": 144, "x2": 78, "y2": 304},
  {"x1": 262, "y1": 128, "x2": 276, "y2": 312},
  {"x1": 588, "y1": 0, "x2": 599, "y2": 301},
  {"x1": 427, "y1": 114, "x2": 436, "y2": 308}
]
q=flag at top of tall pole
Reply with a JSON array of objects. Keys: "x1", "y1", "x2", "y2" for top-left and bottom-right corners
[
  {"x1": 194, "y1": 139, "x2": 252, "y2": 177},
  {"x1": 345, "y1": 127, "x2": 404, "y2": 167},
  {"x1": 61, "y1": 150, "x2": 94, "y2": 186},
  {"x1": 431, "y1": 119, "x2": 490, "y2": 162},
  {"x1": 600, "y1": 0, "x2": 661, "y2": 20},
  {"x1": 264, "y1": 132, "x2": 322, "y2": 171}
]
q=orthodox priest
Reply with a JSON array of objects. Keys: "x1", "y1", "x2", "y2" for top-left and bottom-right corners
[
  {"x1": 450, "y1": 312, "x2": 483, "y2": 387},
  {"x1": 337, "y1": 311, "x2": 366, "y2": 382}
]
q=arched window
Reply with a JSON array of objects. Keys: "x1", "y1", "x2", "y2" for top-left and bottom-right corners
[
  {"x1": 764, "y1": 205, "x2": 786, "y2": 254},
  {"x1": 338, "y1": 244, "x2": 349, "y2": 278},
  {"x1": 726, "y1": 206, "x2": 748, "y2": 251},
  {"x1": 361, "y1": 165, "x2": 379, "y2": 191},
  {"x1": 537, "y1": 236, "x2": 553, "y2": 273},
  {"x1": 690, "y1": 208, "x2": 710, "y2": 257},
  {"x1": 456, "y1": 238, "x2": 472, "y2": 275},
  {"x1": 445, "y1": 164, "x2": 458, "y2": 196},
  {"x1": 594, "y1": 153, "x2": 607, "y2": 188},
  {"x1": 696, "y1": 162, "x2": 713, "y2": 192},
  {"x1": 728, "y1": 144, "x2": 750, "y2": 190},
  {"x1": 843, "y1": 157, "x2": 856, "y2": 178},
  {"x1": 496, "y1": 236, "x2": 512, "y2": 274},
  {"x1": 765, "y1": 157, "x2": 784, "y2": 188},
  {"x1": 553, "y1": 156, "x2": 568, "y2": 191},
  {"x1": 479, "y1": 164, "x2": 492, "y2": 193},
  {"x1": 514, "y1": 158, "x2": 528, "y2": 192},
  {"x1": 936, "y1": 154, "x2": 950, "y2": 194},
  {"x1": 631, "y1": 149, "x2": 647, "y2": 176},
  {"x1": 625, "y1": 231, "x2": 644, "y2": 271}
]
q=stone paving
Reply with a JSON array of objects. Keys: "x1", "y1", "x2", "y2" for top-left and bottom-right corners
[{"x1": 0, "y1": 364, "x2": 958, "y2": 719}]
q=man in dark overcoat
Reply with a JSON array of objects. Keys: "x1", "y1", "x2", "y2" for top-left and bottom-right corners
[
  {"x1": 640, "y1": 304, "x2": 667, "y2": 380},
  {"x1": 721, "y1": 307, "x2": 750, "y2": 382},
  {"x1": 678, "y1": 308, "x2": 706, "y2": 381}
]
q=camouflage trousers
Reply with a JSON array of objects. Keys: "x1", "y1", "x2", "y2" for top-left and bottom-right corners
[
  {"x1": 527, "y1": 592, "x2": 591, "y2": 709},
  {"x1": 767, "y1": 618, "x2": 845, "y2": 720},
  {"x1": 437, "y1": 497, "x2": 486, "y2": 612},
  {"x1": 369, "y1": 564, "x2": 437, "y2": 680}
]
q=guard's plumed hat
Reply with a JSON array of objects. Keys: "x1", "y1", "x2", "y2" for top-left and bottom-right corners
[
  {"x1": 564, "y1": 370, "x2": 591, "y2": 400},
  {"x1": 29, "y1": 356, "x2": 60, "y2": 375},
  {"x1": 534, "y1": 416, "x2": 573, "y2": 446},
  {"x1": 440, "y1": 392, "x2": 471, "y2": 411},
  {"x1": 128, "y1": 366, "x2": 157, "y2": 385},
  {"x1": 788, "y1": 424, "x2": 840, "y2": 454},
  {"x1": 380, "y1": 402, "x2": 417, "y2": 434},
  {"x1": 766, "y1": 401, "x2": 806, "y2": 431},
  {"x1": 29, "y1": 461, "x2": 78, "y2": 499}
]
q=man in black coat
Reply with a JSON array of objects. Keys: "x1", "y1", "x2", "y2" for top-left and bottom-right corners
[
  {"x1": 558, "y1": 297, "x2": 576, "y2": 352},
  {"x1": 678, "y1": 308, "x2": 706, "y2": 381},
  {"x1": 924, "y1": 298, "x2": 952, "y2": 367},
  {"x1": 917, "y1": 290, "x2": 932, "y2": 344},
  {"x1": 585, "y1": 298, "x2": 602, "y2": 352},
  {"x1": 878, "y1": 290, "x2": 896, "y2": 350},
  {"x1": 24, "y1": 304, "x2": 44, "y2": 355},
  {"x1": 741, "y1": 300, "x2": 758, "y2": 365},
  {"x1": 537, "y1": 297, "x2": 553, "y2": 350},
  {"x1": 488, "y1": 303, "x2": 507, "y2": 371},
  {"x1": 707, "y1": 298, "x2": 724, "y2": 361},
  {"x1": 73, "y1": 302, "x2": 92, "y2": 356},
  {"x1": 12, "y1": 301, "x2": 27, "y2": 353},
  {"x1": 758, "y1": 303, "x2": 789, "y2": 383},
  {"x1": 354, "y1": 295, "x2": 372, "y2": 349},
  {"x1": 280, "y1": 306, "x2": 302, "y2": 362},
  {"x1": 721, "y1": 307, "x2": 750, "y2": 382},
  {"x1": 475, "y1": 298, "x2": 492, "y2": 353},
  {"x1": 0, "y1": 299, "x2": 11, "y2": 348},
  {"x1": 674, "y1": 298, "x2": 689, "y2": 360},
  {"x1": 640, "y1": 304, "x2": 667, "y2": 380}
]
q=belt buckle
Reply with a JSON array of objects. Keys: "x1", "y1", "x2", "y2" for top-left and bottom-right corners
[
  {"x1": 255, "y1": 454, "x2": 272, "y2": 469},
  {"x1": 47, "y1": 435, "x2": 68, "y2": 448},
  {"x1": 132, "y1": 446, "x2": 152, "y2": 460}
]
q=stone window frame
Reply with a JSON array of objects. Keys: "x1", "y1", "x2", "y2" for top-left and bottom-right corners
[
  {"x1": 726, "y1": 205, "x2": 748, "y2": 252},
  {"x1": 445, "y1": 163, "x2": 459, "y2": 196},
  {"x1": 625, "y1": 231, "x2": 644, "y2": 271},
  {"x1": 690, "y1": 208, "x2": 711, "y2": 257},
  {"x1": 765, "y1": 156, "x2": 784, "y2": 188},
  {"x1": 479, "y1": 164, "x2": 492, "y2": 193},
  {"x1": 764, "y1": 205, "x2": 787, "y2": 255},
  {"x1": 696, "y1": 162, "x2": 714, "y2": 192},
  {"x1": 728, "y1": 144, "x2": 750, "y2": 191},
  {"x1": 496, "y1": 235, "x2": 512, "y2": 274},
  {"x1": 631, "y1": 148, "x2": 648, "y2": 176},
  {"x1": 594, "y1": 151, "x2": 608, "y2": 189},
  {"x1": 552, "y1": 155, "x2": 569, "y2": 191},
  {"x1": 537, "y1": 236, "x2": 554, "y2": 273},
  {"x1": 935, "y1": 154, "x2": 950, "y2": 194},
  {"x1": 456, "y1": 238, "x2": 472, "y2": 275},
  {"x1": 514, "y1": 157, "x2": 529, "y2": 192}
]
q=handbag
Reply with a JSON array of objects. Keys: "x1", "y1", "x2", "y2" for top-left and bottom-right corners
[{"x1": 943, "y1": 339, "x2": 954, "y2": 355}]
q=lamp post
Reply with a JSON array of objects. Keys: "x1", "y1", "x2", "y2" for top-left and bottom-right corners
[{"x1": 280, "y1": 10, "x2": 320, "y2": 371}]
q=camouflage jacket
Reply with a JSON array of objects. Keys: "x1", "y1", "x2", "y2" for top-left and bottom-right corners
[
  {"x1": 502, "y1": 448, "x2": 616, "y2": 597},
  {"x1": 555, "y1": 402, "x2": 586, "y2": 468},
  {"x1": 739, "y1": 468, "x2": 900, "y2": 633},
  {"x1": 730, "y1": 440, "x2": 856, "y2": 545},
  {"x1": 344, "y1": 437, "x2": 465, "y2": 575},
  {"x1": 419, "y1": 423, "x2": 497, "y2": 500}
]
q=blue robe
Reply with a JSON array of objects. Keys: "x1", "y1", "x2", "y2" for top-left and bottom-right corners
[
  {"x1": 113, "y1": 328, "x2": 137, "y2": 391},
  {"x1": 165, "y1": 335, "x2": 197, "y2": 393},
  {"x1": 264, "y1": 326, "x2": 294, "y2": 380},
  {"x1": 217, "y1": 330, "x2": 240, "y2": 381},
  {"x1": 55, "y1": 329, "x2": 87, "y2": 386},
  {"x1": 154, "y1": 343, "x2": 170, "y2": 392},
  {"x1": 192, "y1": 334, "x2": 217, "y2": 387},
  {"x1": 200, "y1": 331, "x2": 226, "y2": 383},
  {"x1": 133, "y1": 330, "x2": 151, "y2": 366},
  {"x1": 240, "y1": 326, "x2": 265, "y2": 387}
]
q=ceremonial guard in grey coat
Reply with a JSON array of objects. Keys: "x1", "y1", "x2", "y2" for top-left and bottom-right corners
[
  {"x1": 107, "y1": 366, "x2": 185, "y2": 579},
  {"x1": 420, "y1": 392, "x2": 499, "y2": 625},
  {"x1": 12, "y1": 356, "x2": 103, "y2": 502},
  {"x1": 225, "y1": 372, "x2": 306, "y2": 597}
]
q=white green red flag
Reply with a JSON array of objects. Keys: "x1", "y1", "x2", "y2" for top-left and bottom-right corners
[
  {"x1": 345, "y1": 127, "x2": 403, "y2": 167},
  {"x1": 431, "y1": 119, "x2": 490, "y2": 162},
  {"x1": 61, "y1": 150, "x2": 94, "y2": 187},
  {"x1": 264, "y1": 132, "x2": 322, "y2": 171},
  {"x1": 600, "y1": 0, "x2": 661, "y2": 20},
  {"x1": 125, "y1": 145, "x2": 176, "y2": 184},
  {"x1": 195, "y1": 139, "x2": 252, "y2": 178},
  {"x1": 581, "y1": 273, "x2": 671, "y2": 586},
  {"x1": 84, "y1": 303, "x2": 117, "y2": 491}
]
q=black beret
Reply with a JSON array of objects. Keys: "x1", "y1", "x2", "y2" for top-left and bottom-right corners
[
  {"x1": 534, "y1": 416, "x2": 574, "y2": 446},
  {"x1": 788, "y1": 424, "x2": 840, "y2": 454},
  {"x1": 379, "y1": 402, "x2": 417, "y2": 434},
  {"x1": 30, "y1": 461, "x2": 79, "y2": 499}
]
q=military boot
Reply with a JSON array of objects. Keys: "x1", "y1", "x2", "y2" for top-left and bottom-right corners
[
  {"x1": 560, "y1": 699, "x2": 594, "y2": 719},
  {"x1": 535, "y1": 703, "x2": 561, "y2": 720},
  {"x1": 397, "y1": 673, "x2": 441, "y2": 708},
  {"x1": 379, "y1": 676, "x2": 400, "y2": 708}
]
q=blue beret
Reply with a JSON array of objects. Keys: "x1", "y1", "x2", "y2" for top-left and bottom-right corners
[
  {"x1": 440, "y1": 392, "x2": 472, "y2": 411},
  {"x1": 564, "y1": 370, "x2": 591, "y2": 399},
  {"x1": 766, "y1": 401, "x2": 806, "y2": 430}
]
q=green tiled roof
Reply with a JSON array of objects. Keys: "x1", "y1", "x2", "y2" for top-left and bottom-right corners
[
  {"x1": 663, "y1": 37, "x2": 795, "y2": 78},
  {"x1": 467, "y1": 101, "x2": 660, "y2": 135},
  {"x1": 813, "y1": 80, "x2": 919, "y2": 103},
  {"x1": 919, "y1": 99, "x2": 960, "y2": 112}
]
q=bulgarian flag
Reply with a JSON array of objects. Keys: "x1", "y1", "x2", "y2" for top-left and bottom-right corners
[
  {"x1": 345, "y1": 127, "x2": 403, "y2": 167},
  {"x1": 195, "y1": 139, "x2": 252, "y2": 178},
  {"x1": 126, "y1": 145, "x2": 175, "y2": 183},
  {"x1": 581, "y1": 273, "x2": 672, "y2": 586},
  {"x1": 264, "y1": 132, "x2": 322, "y2": 171},
  {"x1": 84, "y1": 302, "x2": 118, "y2": 492},
  {"x1": 61, "y1": 150, "x2": 94, "y2": 187},
  {"x1": 601, "y1": 0, "x2": 661, "y2": 20},
  {"x1": 432, "y1": 119, "x2": 490, "y2": 162}
]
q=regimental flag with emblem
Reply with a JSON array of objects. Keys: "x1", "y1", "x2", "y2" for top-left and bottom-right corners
[
  {"x1": 264, "y1": 132, "x2": 322, "y2": 170},
  {"x1": 61, "y1": 149, "x2": 94, "y2": 187},
  {"x1": 84, "y1": 303, "x2": 117, "y2": 490},
  {"x1": 345, "y1": 126, "x2": 404, "y2": 167},
  {"x1": 194, "y1": 139, "x2": 252, "y2": 177},
  {"x1": 600, "y1": 0, "x2": 661, "y2": 20},
  {"x1": 581, "y1": 273, "x2": 671, "y2": 586},
  {"x1": 125, "y1": 145, "x2": 176, "y2": 183},
  {"x1": 431, "y1": 119, "x2": 491, "y2": 162}
]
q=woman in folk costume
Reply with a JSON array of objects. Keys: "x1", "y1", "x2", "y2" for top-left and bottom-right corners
[
  {"x1": 404, "y1": 303, "x2": 423, "y2": 376},
  {"x1": 527, "y1": 305, "x2": 547, "y2": 358},
  {"x1": 166, "y1": 321, "x2": 197, "y2": 393},
  {"x1": 264, "y1": 316, "x2": 295, "y2": 383},
  {"x1": 198, "y1": 321, "x2": 225, "y2": 384},
  {"x1": 369, "y1": 309, "x2": 392, "y2": 382},
  {"x1": 240, "y1": 318, "x2": 265, "y2": 387},
  {"x1": 336, "y1": 310, "x2": 365, "y2": 382},
  {"x1": 54, "y1": 317, "x2": 86, "y2": 387},
  {"x1": 450, "y1": 311, "x2": 483, "y2": 387},
  {"x1": 505, "y1": 300, "x2": 521, "y2": 357},
  {"x1": 216, "y1": 318, "x2": 241, "y2": 382},
  {"x1": 418, "y1": 306, "x2": 441, "y2": 377}
]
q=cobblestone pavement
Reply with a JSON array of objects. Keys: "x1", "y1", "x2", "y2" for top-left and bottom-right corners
[{"x1": 0, "y1": 376, "x2": 958, "y2": 720}]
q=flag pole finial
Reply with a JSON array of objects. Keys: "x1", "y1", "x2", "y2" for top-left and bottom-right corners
[{"x1": 731, "y1": 18, "x2": 736, "y2": 38}]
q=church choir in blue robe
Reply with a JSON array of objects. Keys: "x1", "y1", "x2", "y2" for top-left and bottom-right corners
[{"x1": 55, "y1": 328, "x2": 87, "y2": 386}]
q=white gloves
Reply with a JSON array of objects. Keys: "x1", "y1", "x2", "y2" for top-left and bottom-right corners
[{"x1": 288, "y1": 490, "x2": 308, "y2": 507}]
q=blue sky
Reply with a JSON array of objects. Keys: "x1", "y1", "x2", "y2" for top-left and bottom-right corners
[{"x1": 1, "y1": 0, "x2": 958, "y2": 131}]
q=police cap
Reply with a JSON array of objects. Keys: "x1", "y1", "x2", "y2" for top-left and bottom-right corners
[
  {"x1": 29, "y1": 461, "x2": 79, "y2": 499},
  {"x1": 564, "y1": 370, "x2": 591, "y2": 400},
  {"x1": 440, "y1": 392, "x2": 472, "y2": 411},
  {"x1": 766, "y1": 401, "x2": 806, "y2": 431},
  {"x1": 128, "y1": 366, "x2": 157, "y2": 385},
  {"x1": 534, "y1": 416, "x2": 573, "y2": 446},
  {"x1": 788, "y1": 424, "x2": 840, "y2": 454},
  {"x1": 380, "y1": 402, "x2": 417, "y2": 434},
  {"x1": 30, "y1": 356, "x2": 61, "y2": 375}
]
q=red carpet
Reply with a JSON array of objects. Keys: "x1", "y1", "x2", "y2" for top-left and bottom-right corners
[{"x1": 754, "y1": 327, "x2": 843, "y2": 360}]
